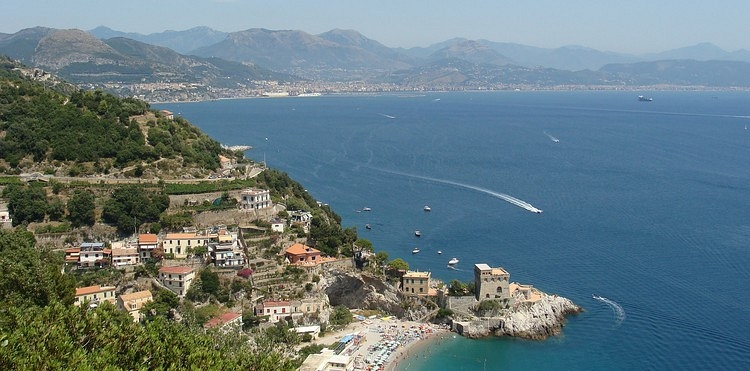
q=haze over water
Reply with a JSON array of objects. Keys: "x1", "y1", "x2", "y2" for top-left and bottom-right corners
[{"x1": 158, "y1": 91, "x2": 750, "y2": 370}]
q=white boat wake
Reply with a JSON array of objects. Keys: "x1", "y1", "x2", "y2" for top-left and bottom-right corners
[
  {"x1": 543, "y1": 131, "x2": 560, "y2": 143},
  {"x1": 378, "y1": 113, "x2": 396, "y2": 119},
  {"x1": 374, "y1": 169, "x2": 543, "y2": 213},
  {"x1": 592, "y1": 294, "x2": 626, "y2": 325}
]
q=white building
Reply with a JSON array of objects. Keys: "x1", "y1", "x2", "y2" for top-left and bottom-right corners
[
  {"x1": 158, "y1": 266, "x2": 195, "y2": 297},
  {"x1": 240, "y1": 188, "x2": 272, "y2": 210}
]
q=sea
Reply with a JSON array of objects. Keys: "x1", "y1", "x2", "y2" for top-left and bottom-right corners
[{"x1": 157, "y1": 90, "x2": 750, "y2": 370}]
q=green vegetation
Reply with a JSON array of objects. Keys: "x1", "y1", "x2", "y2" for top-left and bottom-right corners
[
  {"x1": 102, "y1": 184, "x2": 169, "y2": 234},
  {"x1": 0, "y1": 58, "x2": 239, "y2": 176},
  {"x1": 328, "y1": 305, "x2": 353, "y2": 329},
  {"x1": 448, "y1": 280, "x2": 475, "y2": 296}
]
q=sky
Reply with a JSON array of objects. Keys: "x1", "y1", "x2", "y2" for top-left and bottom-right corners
[{"x1": 3, "y1": 0, "x2": 749, "y2": 54}]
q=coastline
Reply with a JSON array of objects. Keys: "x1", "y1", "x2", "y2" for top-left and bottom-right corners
[{"x1": 308, "y1": 317, "x2": 450, "y2": 371}]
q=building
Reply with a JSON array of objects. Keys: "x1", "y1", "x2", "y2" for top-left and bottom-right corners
[
  {"x1": 285, "y1": 243, "x2": 321, "y2": 265},
  {"x1": 64, "y1": 247, "x2": 81, "y2": 265},
  {"x1": 474, "y1": 263, "x2": 510, "y2": 302},
  {"x1": 239, "y1": 188, "x2": 272, "y2": 210},
  {"x1": 75, "y1": 285, "x2": 117, "y2": 307},
  {"x1": 209, "y1": 243, "x2": 245, "y2": 268},
  {"x1": 162, "y1": 233, "x2": 211, "y2": 259},
  {"x1": 293, "y1": 297, "x2": 327, "y2": 315},
  {"x1": 118, "y1": 290, "x2": 153, "y2": 322},
  {"x1": 298, "y1": 349, "x2": 354, "y2": 371},
  {"x1": 78, "y1": 242, "x2": 111, "y2": 268},
  {"x1": 138, "y1": 233, "x2": 159, "y2": 261},
  {"x1": 256, "y1": 300, "x2": 292, "y2": 323},
  {"x1": 270, "y1": 218, "x2": 285, "y2": 233},
  {"x1": 158, "y1": 266, "x2": 195, "y2": 297},
  {"x1": 112, "y1": 246, "x2": 139, "y2": 267},
  {"x1": 204, "y1": 312, "x2": 243, "y2": 331},
  {"x1": 402, "y1": 271, "x2": 431, "y2": 296},
  {"x1": 0, "y1": 209, "x2": 11, "y2": 225}
]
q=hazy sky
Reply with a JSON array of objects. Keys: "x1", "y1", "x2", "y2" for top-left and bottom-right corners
[{"x1": 3, "y1": 0, "x2": 749, "y2": 54}]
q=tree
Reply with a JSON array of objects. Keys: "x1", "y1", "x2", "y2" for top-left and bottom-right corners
[
  {"x1": 3, "y1": 184, "x2": 48, "y2": 226},
  {"x1": 67, "y1": 189, "x2": 96, "y2": 227},
  {"x1": 199, "y1": 268, "x2": 220, "y2": 296},
  {"x1": 328, "y1": 305, "x2": 353, "y2": 328},
  {"x1": 355, "y1": 239, "x2": 374, "y2": 253},
  {"x1": 387, "y1": 258, "x2": 409, "y2": 272},
  {"x1": 373, "y1": 251, "x2": 389, "y2": 268},
  {"x1": 0, "y1": 228, "x2": 76, "y2": 307}
]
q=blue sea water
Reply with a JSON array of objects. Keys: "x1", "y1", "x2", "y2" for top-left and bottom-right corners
[{"x1": 157, "y1": 91, "x2": 750, "y2": 370}]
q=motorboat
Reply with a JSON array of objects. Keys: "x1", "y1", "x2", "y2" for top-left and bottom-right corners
[
  {"x1": 437, "y1": 250, "x2": 442, "y2": 254},
  {"x1": 414, "y1": 230, "x2": 421, "y2": 237},
  {"x1": 412, "y1": 247, "x2": 420, "y2": 254},
  {"x1": 638, "y1": 95, "x2": 653, "y2": 102},
  {"x1": 423, "y1": 205, "x2": 431, "y2": 212},
  {"x1": 365, "y1": 224, "x2": 371, "y2": 230},
  {"x1": 448, "y1": 257, "x2": 459, "y2": 265},
  {"x1": 362, "y1": 207, "x2": 372, "y2": 212}
]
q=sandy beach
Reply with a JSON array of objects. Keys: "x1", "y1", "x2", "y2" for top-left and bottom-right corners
[{"x1": 308, "y1": 317, "x2": 451, "y2": 371}]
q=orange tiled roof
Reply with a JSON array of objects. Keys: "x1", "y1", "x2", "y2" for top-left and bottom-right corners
[
  {"x1": 158, "y1": 266, "x2": 194, "y2": 275},
  {"x1": 75, "y1": 285, "x2": 116, "y2": 296},
  {"x1": 262, "y1": 300, "x2": 291, "y2": 308},
  {"x1": 204, "y1": 312, "x2": 242, "y2": 328},
  {"x1": 119, "y1": 290, "x2": 153, "y2": 302},
  {"x1": 285, "y1": 243, "x2": 319, "y2": 255},
  {"x1": 139, "y1": 234, "x2": 158, "y2": 244},
  {"x1": 164, "y1": 233, "x2": 202, "y2": 239}
]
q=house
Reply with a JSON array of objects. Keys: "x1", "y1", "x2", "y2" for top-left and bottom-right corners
[
  {"x1": 289, "y1": 210, "x2": 312, "y2": 232},
  {"x1": 298, "y1": 349, "x2": 354, "y2": 371},
  {"x1": 204, "y1": 311, "x2": 243, "y2": 331},
  {"x1": 158, "y1": 266, "x2": 195, "y2": 297},
  {"x1": 160, "y1": 110, "x2": 174, "y2": 120},
  {"x1": 0, "y1": 209, "x2": 11, "y2": 225},
  {"x1": 292, "y1": 297, "x2": 327, "y2": 315},
  {"x1": 64, "y1": 247, "x2": 81, "y2": 265},
  {"x1": 162, "y1": 233, "x2": 211, "y2": 259},
  {"x1": 270, "y1": 218, "x2": 285, "y2": 233},
  {"x1": 402, "y1": 270, "x2": 431, "y2": 296},
  {"x1": 294, "y1": 325, "x2": 321, "y2": 338},
  {"x1": 256, "y1": 300, "x2": 292, "y2": 323},
  {"x1": 474, "y1": 263, "x2": 511, "y2": 302},
  {"x1": 285, "y1": 243, "x2": 321, "y2": 265},
  {"x1": 209, "y1": 243, "x2": 244, "y2": 268},
  {"x1": 239, "y1": 188, "x2": 272, "y2": 210},
  {"x1": 112, "y1": 246, "x2": 139, "y2": 267},
  {"x1": 75, "y1": 285, "x2": 117, "y2": 307},
  {"x1": 78, "y1": 242, "x2": 111, "y2": 268},
  {"x1": 118, "y1": 290, "x2": 153, "y2": 322},
  {"x1": 138, "y1": 233, "x2": 159, "y2": 261},
  {"x1": 218, "y1": 155, "x2": 235, "y2": 169}
]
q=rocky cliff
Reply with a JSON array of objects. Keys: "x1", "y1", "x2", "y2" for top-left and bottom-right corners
[
  {"x1": 457, "y1": 291, "x2": 582, "y2": 340},
  {"x1": 321, "y1": 271, "x2": 431, "y2": 321}
]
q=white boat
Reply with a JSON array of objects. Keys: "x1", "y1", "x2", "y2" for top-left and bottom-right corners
[
  {"x1": 423, "y1": 205, "x2": 431, "y2": 212},
  {"x1": 362, "y1": 207, "x2": 372, "y2": 212},
  {"x1": 638, "y1": 95, "x2": 653, "y2": 102},
  {"x1": 414, "y1": 230, "x2": 421, "y2": 237},
  {"x1": 437, "y1": 250, "x2": 442, "y2": 254},
  {"x1": 412, "y1": 247, "x2": 420, "y2": 254},
  {"x1": 365, "y1": 224, "x2": 371, "y2": 230},
  {"x1": 448, "y1": 257, "x2": 459, "y2": 265}
]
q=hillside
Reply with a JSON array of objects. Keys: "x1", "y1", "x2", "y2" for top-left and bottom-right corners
[{"x1": 0, "y1": 56, "x2": 244, "y2": 179}]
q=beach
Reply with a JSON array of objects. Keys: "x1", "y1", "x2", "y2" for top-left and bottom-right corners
[{"x1": 309, "y1": 317, "x2": 450, "y2": 371}]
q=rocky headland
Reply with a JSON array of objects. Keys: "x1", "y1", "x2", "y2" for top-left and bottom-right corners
[
  {"x1": 319, "y1": 271, "x2": 582, "y2": 341},
  {"x1": 452, "y1": 289, "x2": 583, "y2": 340}
]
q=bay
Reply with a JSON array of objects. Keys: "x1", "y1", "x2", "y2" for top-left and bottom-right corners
[{"x1": 157, "y1": 91, "x2": 750, "y2": 370}]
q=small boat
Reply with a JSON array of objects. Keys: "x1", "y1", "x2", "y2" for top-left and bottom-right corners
[
  {"x1": 637, "y1": 95, "x2": 653, "y2": 102},
  {"x1": 414, "y1": 230, "x2": 421, "y2": 237},
  {"x1": 365, "y1": 224, "x2": 371, "y2": 230},
  {"x1": 412, "y1": 247, "x2": 420, "y2": 254},
  {"x1": 423, "y1": 205, "x2": 431, "y2": 212},
  {"x1": 437, "y1": 250, "x2": 442, "y2": 254},
  {"x1": 362, "y1": 207, "x2": 372, "y2": 212},
  {"x1": 448, "y1": 257, "x2": 459, "y2": 265}
]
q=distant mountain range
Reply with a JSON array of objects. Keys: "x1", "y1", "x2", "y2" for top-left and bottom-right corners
[{"x1": 2, "y1": 25, "x2": 750, "y2": 101}]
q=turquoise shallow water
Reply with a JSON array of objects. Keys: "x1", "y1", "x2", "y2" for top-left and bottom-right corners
[{"x1": 158, "y1": 91, "x2": 750, "y2": 370}]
